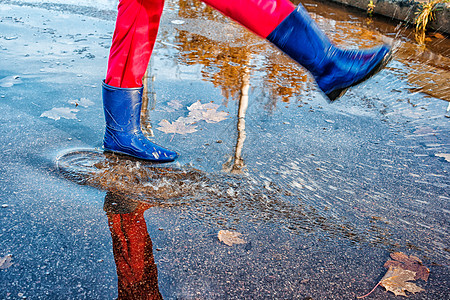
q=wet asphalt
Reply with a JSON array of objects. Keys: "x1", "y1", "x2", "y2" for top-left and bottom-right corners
[{"x1": 0, "y1": 0, "x2": 449, "y2": 299}]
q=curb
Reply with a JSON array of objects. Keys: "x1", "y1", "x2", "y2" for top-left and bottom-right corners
[{"x1": 325, "y1": 0, "x2": 450, "y2": 34}]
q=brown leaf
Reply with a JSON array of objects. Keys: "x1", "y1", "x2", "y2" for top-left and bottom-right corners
[
  {"x1": 0, "y1": 254, "x2": 13, "y2": 270},
  {"x1": 358, "y1": 252, "x2": 429, "y2": 299},
  {"x1": 217, "y1": 230, "x2": 246, "y2": 246},
  {"x1": 390, "y1": 251, "x2": 411, "y2": 263},
  {"x1": 384, "y1": 252, "x2": 429, "y2": 281},
  {"x1": 380, "y1": 266, "x2": 425, "y2": 297}
]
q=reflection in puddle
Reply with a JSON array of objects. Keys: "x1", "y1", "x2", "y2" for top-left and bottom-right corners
[
  {"x1": 173, "y1": 4, "x2": 310, "y2": 107},
  {"x1": 105, "y1": 192, "x2": 162, "y2": 299},
  {"x1": 170, "y1": 0, "x2": 449, "y2": 103},
  {"x1": 222, "y1": 65, "x2": 249, "y2": 174},
  {"x1": 57, "y1": 149, "x2": 397, "y2": 250},
  {"x1": 141, "y1": 68, "x2": 157, "y2": 138}
]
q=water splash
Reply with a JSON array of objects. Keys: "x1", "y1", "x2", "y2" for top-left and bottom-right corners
[{"x1": 56, "y1": 149, "x2": 400, "y2": 250}]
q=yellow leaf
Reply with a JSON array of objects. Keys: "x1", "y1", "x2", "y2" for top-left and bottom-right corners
[
  {"x1": 380, "y1": 266, "x2": 425, "y2": 297},
  {"x1": 217, "y1": 230, "x2": 246, "y2": 246}
]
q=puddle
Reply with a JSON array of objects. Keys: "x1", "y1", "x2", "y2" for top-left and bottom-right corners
[
  {"x1": 1, "y1": 0, "x2": 449, "y2": 298},
  {"x1": 0, "y1": 75, "x2": 21, "y2": 88},
  {"x1": 164, "y1": 0, "x2": 450, "y2": 103},
  {"x1": 57, "y1": 149, "x2": 405, "y2": 251}
]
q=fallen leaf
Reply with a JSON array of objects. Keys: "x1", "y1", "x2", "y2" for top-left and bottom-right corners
[
  {"x1": 433, "y1": 33, "x2": 445, "y2": 39},
  {"x1": 384, "y1": 252, "x2": 430, "y2": 281},
  {"x1": 157, "y1": 101, "x2": 227, "y2": 135},
  {"x1": 218, "y1": 230, "x2": 246, "y2": 246},
  {"x1": 0, "y1": 254, "x2": 13, "y2": 269},
  {"x1": 379, "y1": 266, "x2": 425, "y2": 297},
  {"x1": 40, "y1": 107, "x2": 79, "y2": 120},
  {"x1": 0, "y1": 75, "x2": 21, "y2": 88},
  {"x1": 187, "y1": 100, "x2": 228, "y2": 123},
  {"x1": 358, "y1": 252, "x2": 428, "y2": 298},
  {"x1": 435, "y1": 153, "x2": 450, "y2": 162},
  {"x1": 156, "y1": 118, "x2": 197, "y2": 135},
  {"x1": 187, "y1": 108, "x2": 228, "y2": 123}
]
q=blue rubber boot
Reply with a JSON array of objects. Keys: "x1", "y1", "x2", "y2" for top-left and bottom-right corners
[
  {"x1": 102, "y1": 81, "x2": 178, "y2": 162},
  {"x1": 267, "y1": 5, "x2": 392, "y2": 101}
]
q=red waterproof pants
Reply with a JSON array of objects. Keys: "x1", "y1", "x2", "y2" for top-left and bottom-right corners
[{"x1": 105, "y1": 0, "x2": 295, "y2": 88}]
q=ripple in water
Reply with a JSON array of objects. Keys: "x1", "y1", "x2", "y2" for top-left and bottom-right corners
[{"x1": 56, "y1": 149, "x2": 398, "y2": 249}]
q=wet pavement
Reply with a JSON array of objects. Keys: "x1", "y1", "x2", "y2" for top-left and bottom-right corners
[{"x1": 0, "y1": 0, "x2": 449, "y2": 299}]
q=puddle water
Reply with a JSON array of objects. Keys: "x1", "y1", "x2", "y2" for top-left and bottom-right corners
[
  {"x1": 163, "y1": 0, "x2": 450, "y2": 103},
  {"x1": 51, "y1": 1, "x2": 448, "y2": 297},
  {"x1": 57, "y1": 149, "x2": 380, "y2": 245},
  {"x1": 1, "y1": 0, "x2": 449, "y2": 298},
  {"x1": 9, "y1": 0, "x2": 119, "y2": 10}
]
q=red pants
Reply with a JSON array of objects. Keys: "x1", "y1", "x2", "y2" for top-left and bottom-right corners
[{"x1": 105, "y1": 0, "x2": 295, "y2": 88}]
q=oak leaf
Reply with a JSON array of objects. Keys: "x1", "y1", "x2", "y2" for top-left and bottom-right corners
[{"x1": 218, "y1": 230, "x2": 246, "y2": 246}]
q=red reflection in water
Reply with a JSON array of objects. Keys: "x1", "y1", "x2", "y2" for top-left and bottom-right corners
[{"x1": 106, "y1": 193, "x2": 162, "y2": 300}]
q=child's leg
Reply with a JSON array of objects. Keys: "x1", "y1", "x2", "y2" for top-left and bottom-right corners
[
  {"x1": 102, "y1": 0, "x2": 178, "y2": 162},
  {"x1": 106, "y1": 0, "x2": 165, "y2": 88},
  {"x1": 201, "y1": 0, "x2": 391, "y2": 101},
  {"x1": 201, "y1": 0, "x2": 295, "y2": 38}
]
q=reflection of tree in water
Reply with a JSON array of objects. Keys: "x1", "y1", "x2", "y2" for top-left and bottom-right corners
[
  {"x1": 175, "y1": 30, "x2": 255, "y2": 104},
  {"x1": 177, "y1": 0, "x2": 222, "y2": 20},
  {"x1": 259, "y1": 53, "x2": 309, "y2": 105},
  {"x1": 223, "y1": 66, "x2": 249, "y2": 174},
  {"x1": 174, "y1": 0, "x2": 310, "y2": 108}
]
